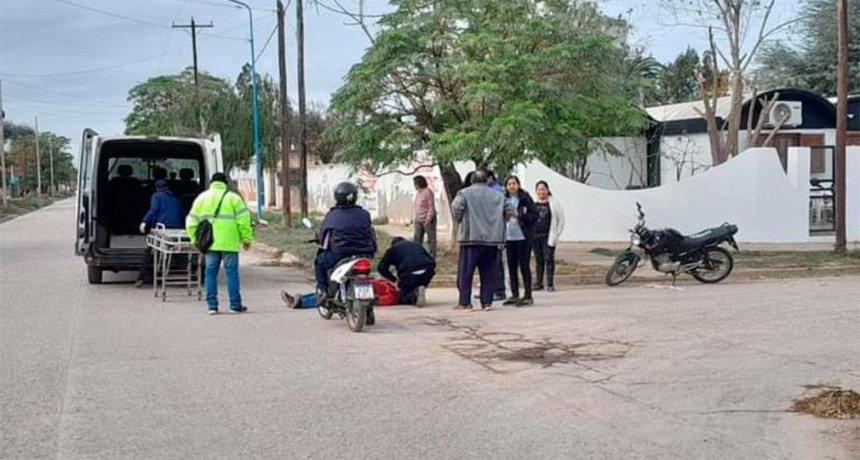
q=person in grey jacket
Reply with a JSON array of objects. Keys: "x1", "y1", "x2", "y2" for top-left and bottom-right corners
[{"x1": 451, "y1": 169, "x2": 513, "y2": 310}]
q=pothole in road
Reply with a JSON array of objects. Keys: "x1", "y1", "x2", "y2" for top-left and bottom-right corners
[
  {"x1": 425, "y1": 317, "x2": 632, "y2": 375},
  {"x1": 793, "y1": 385, "x2": 860, "y2": 419}
]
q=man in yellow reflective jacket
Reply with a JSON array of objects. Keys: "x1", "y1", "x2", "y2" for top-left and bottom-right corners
[{"x1": 186, "y1": 173, "x2": 253, "y2": 315}]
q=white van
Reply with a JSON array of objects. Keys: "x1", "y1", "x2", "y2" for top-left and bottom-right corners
[{"x1": 75, "y1": 129, "x2": 223, "y2": 284}]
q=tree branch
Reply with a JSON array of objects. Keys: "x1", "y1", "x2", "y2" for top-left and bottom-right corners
[
  {"x1": 315, "y1": 0, "x2": 377, "y2": 44},
  {"x1": 741, "y1": 16, "x2": 806, "y2": 72},
  {"x1": 761, "y1": 117, "x2": 786, "y2": 146},
  {"x1": 376, "y1": 162, "x2": 439, "y2": 178}
]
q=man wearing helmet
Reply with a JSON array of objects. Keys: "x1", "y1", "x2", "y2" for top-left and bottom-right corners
[{"x1": 315, "y1": 182, "x2": 378, "y2": 296}]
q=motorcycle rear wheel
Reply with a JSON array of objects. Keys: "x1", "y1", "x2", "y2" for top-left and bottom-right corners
[
  {"x1": 691, "y1": 247, "x2": 734, "y2": 284},
  {"x1": 346, "y1": 300, "x2": 368, "y2": 333}
]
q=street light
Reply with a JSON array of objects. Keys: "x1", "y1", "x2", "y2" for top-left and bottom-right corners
[{"x1": 223, "y1": 0, "x2": 264, "y2": 220}]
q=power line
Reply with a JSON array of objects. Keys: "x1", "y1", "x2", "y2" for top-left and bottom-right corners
[
  {"x1": 3, "y1": 94, "x2": 129, "y2": 114},
  {"x1": 46, "y1": 0, "x2": 173, "y2": 30},
  {"x1": 46, "y1": 0, "x2": 251, "y2": 41},
  {"x1": 0, "y1": 47, "x2": 187, "y2": 78},
  {"x1": 256, "y1": 23, "x2": 279, "y2": 61},
  {"x1": 2, "y1": 80, "x2": 128, "y2": 109},
  {"x1": 160, "y1": 0, "x2": 276, "y2": 13}
]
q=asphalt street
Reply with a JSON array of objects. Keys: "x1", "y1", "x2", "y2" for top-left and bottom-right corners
[{"x1": 1, "y1": 199, "x2": 858, "y2": 459}]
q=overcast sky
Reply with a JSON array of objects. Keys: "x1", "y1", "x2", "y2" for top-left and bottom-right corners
[{"x1": 0, "y1": 0, "x2": 800, "y2": 158}]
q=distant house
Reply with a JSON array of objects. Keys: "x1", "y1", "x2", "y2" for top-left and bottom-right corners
[{"x1": 579, "y1": 88, "x2": 859, "y2": 190}]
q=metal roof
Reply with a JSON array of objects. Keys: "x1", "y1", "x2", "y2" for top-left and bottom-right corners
[{"x1": 645, "y1": 96, "x2": 733, "y2": 122}]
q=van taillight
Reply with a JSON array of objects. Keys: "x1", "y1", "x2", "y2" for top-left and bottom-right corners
[{"x1": 353, "y1": 258, "x2": 372, "y2": 275}]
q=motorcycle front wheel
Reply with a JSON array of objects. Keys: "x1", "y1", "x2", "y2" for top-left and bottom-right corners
[
  {"x1": 691, "y1": 247, "x2": 734, "y2": 284},
  {"x1": 606, "y1": 257, "x2": 638, "y2": 286},
  {"x1": 346, "y1": 300, "x2": 368, "y2": 333}
]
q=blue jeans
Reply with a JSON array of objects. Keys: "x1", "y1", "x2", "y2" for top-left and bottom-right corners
[
  {"x1": 205, "y1": 251, "x2": 241, "y2": 310},
  {"x1": 315, "y1": 251, "x2": 346, "y2": 292}
]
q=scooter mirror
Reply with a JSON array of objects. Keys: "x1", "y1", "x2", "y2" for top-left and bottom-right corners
[{"x1": 301, "y1": 218, "x2": 313, "y2": 229}]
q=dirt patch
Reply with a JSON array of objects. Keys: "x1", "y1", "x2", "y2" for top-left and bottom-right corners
[
  {"x1": 793, "y1": 386, "x2": 860, "y2": 419},
  {"x1": 0, "y1": 195, "x2": 67, "y2": 223}
]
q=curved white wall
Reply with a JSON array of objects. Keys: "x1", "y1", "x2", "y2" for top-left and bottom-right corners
[{"x1": 514, "y1": 148, "x2": 811, "y2": 243}]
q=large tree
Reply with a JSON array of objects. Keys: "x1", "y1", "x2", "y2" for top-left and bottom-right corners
[
  {"x1": 662, "y1": 0, "x2": 801, "y2": 165},
  {"x1": 124, "y1": 67, "x2": 331, "y2": 173},
  {"x1": 658, "y1": 48, "x2": 701, "y2": 104},
  {"x1": 124, "y1": 67, "x2": 278, "y2": 172},
  {"x1": 328, "y1": 0, "x2": 647, "y2": 202},
  {"x1": 756, "y1": 0, "x2": 860, "y2": 95}
]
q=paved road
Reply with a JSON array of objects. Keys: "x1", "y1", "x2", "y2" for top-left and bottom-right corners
[{"x1": 2, "y1": 200, "x2": 859, "y2": 459}]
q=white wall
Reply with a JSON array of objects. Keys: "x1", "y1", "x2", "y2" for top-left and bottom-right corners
[
  {"x1": 236, "y1": 146, "x2": 860, "y2": 245},
  {"x1": 664, "y1": 129, "x2": 837, "y2": 186},
  {"x1": 515, "y1": 147, "x2": 812, "y2": 243},
  {"x1": 847, "y1": 146, "x2": 860, "y2": 243},
  {"x1": 585, "y1": 137, "x2": 648, "y2": 190},
  {"x1": 259, "y1": 157, "x2": 466, "y2": 231},
  {"x1": 659, "y1": 133, "x2": 712, "y2": 185}
]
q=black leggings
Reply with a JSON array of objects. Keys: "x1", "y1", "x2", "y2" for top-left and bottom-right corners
[
  {"x1": 533, "y1": 233, "x2": 556, "y2": 287},
  {"x1": 506, "y1": 239, "x2": 533, "y2": 299}
]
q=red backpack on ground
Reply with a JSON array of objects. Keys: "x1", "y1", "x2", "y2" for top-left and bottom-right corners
[{"x1": 372, "y1": 279, "x2": 399, "y2": 306}]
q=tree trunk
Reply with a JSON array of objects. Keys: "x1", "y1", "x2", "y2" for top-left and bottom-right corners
[
  {"x1": 725, "y1": 73, "x2": 744, "y2": 159},
  {"x1": 439, "y1": 164, "x2": 463, "y2": 251}
]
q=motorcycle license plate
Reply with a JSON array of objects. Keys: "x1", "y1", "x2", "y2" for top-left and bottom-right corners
[{"x1": 354, "y1": 283, "x2": 375, "y2": 300}]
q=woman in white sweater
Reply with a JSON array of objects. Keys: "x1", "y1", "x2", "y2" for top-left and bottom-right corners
[{"x1": 532, "y1": 181, "x2": 565, "y2": 292}]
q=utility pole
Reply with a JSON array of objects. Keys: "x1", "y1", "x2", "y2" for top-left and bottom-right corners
[
  {"x1": 173, "y1": 17, "x2": 213, "y2": 134},
  {"x1": 48, "y1": 135, "x2": 55, "y2": 196},
  {"x1": 296, "y1": 0, "x2": 309, "y2": 217},
  {"x1": 277, "y1": 0, "x2": 292, "y2": 227},
  {"x1": 224, "y1": 0, "x2": 264, "y2": 220},
  {"x1": 34, "y1": 116, "x2": 41, "y2": 197},
  {"x1": 172, "y1": 17, "x2": 213, "y2": 88},
  {"x1": 835, "y1": 0, "x2": 849, "y2": 252},
  {"x1": 0, "y1": 79, "x2": 7, "y2": 206}
]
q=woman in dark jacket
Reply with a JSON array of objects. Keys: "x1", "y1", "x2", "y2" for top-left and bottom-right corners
[{"x1": 502, "y1": 175, "x2": 538, "y2": 306}]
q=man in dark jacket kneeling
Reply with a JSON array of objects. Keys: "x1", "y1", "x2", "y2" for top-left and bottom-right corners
[{"x1": 377, "y1": 237, "x2": 436, "y2": 307}]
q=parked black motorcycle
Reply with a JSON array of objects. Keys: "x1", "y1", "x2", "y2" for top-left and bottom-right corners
[
  {"x1": 605, "y1": 203, "x2": 740, "y2": 286},
  {"x1": 303, "y1": 218, "x2": 377, "y2": 332}
]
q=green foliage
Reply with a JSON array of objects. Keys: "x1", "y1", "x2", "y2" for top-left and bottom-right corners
[
  {"x1": 657, "y1": 47, "x2": 701, "y2": 104},
  {"x1": 124, "y1": 66, "x2": 333, "y2": 172},
  {"x1": 328, "y1": 0, "x2": 648, "y2": 180},
  {"x1": 2, "y1": 121, "x2": 76, "y2": 194},
  {"x1": 755, "y1": 0, "x2": 860, "y2": 94}
]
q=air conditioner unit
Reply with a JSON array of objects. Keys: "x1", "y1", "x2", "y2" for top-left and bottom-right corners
[{"x1": 764, "y1": 101, "x2": 803, "y2": 128}]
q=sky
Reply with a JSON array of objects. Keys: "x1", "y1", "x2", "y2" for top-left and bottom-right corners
[{"x1": 0, "y1": 0, "x2": 801, "y2": 159}]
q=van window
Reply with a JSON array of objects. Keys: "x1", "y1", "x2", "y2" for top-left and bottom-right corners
[
  {"x1": 106, "y1": 158, "x2": 201, "y2": 184},
  {"x1": 97, "y1": 140, "x2": 205, "y2": 235}
]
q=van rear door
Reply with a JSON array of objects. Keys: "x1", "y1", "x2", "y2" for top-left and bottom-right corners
[
  {"x1": 75, "y1": 128, "x2": 98, "y2": 256},
  {"x1": 203, "y1": 133, "x2": 223, "y2": 179}
]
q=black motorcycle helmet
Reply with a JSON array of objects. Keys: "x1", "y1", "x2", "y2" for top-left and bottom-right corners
[{"x1": 334, "y1": 182, "x2": 359, "y2": 206}]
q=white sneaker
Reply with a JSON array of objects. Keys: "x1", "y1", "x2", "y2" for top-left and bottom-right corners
[{"x1": 415, "y1": 286, "x2": 426, "y2": 307}]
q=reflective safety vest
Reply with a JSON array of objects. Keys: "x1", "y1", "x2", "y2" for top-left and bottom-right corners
[{"x1": 186, "y1": 181, "x2": 253, "y2": 252}]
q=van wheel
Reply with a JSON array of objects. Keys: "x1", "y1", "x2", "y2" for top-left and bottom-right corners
[{"x1": 87, "y1": 266, "x2": 103, "y2": 284}]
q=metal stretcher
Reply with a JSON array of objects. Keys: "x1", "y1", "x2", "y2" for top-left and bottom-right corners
[{"x1": 146, "y1": 224, "x2": 202, "y2": 302}]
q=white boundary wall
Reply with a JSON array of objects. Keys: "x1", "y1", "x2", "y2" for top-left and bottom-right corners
[
  {"x1": 514, "y1": 147, "x2": 814, "y2": 243},
  {"x1": 847, "y1": 146, "x2": 860, "y2": 243},
  {"x1": 242, "y1": 146, "x2": 860, "y2": 244}
]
